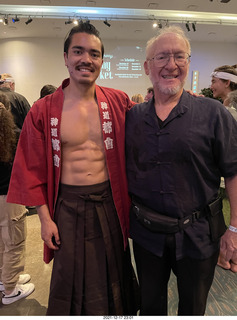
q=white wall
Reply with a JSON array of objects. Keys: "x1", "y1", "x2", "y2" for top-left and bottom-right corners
[
  {"x1": 190, "y1": 41, "x2": 237, "y2": 93},
  {"x1": 0, "y1": 37, "x2": 236, "y2": 105},
  {"x1": 0, "y1": 38, "x2": 67, "y2": 105}
]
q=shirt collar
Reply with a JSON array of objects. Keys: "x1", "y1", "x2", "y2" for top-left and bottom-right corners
[{"x1": 144, "y1": 90, "x2": 190, "y2": 127}]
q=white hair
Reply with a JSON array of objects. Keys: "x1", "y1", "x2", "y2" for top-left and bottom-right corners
[{"x1": 146, "y1": 25, "x2": 191, "y2": 59}]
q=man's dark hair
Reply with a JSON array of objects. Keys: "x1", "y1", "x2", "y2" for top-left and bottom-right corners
[
  {"x1": 147, "y1": 87, "x2": 154, "y2": 94},
  {"x1": 64, "y1": 21, "x2": 104, "y2": 58},
  {"x1": 40, "y1": 84, "x2": 57, "y2": 99}
]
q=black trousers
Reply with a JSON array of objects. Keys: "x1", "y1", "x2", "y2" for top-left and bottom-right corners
[
  {"x1": 133, "y1": 235, "x2": 219, "y2": 316},
  {"x1": 47, "y1": 181, "x2": 139, "y2": 315}
]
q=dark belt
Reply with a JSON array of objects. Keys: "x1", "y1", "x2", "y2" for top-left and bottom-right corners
[{"x1": 132, "y1": 199, "x2": 209, "y2": 234}]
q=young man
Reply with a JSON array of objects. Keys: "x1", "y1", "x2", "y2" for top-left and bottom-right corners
[
  {"x1": 126, "y1": 26, "x2": 237, "y2": 315},
  {"x1": 7, "y1": 22, "x2": 138, "y2": 316}
]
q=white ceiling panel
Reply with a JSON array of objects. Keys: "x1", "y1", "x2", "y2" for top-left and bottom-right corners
[{"x1": 0, "y1": 0, "x2": 236, "y2": 42}]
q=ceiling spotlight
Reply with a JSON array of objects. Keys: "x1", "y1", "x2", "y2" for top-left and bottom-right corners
[
  {"x1": 185, "y1": 22, "x2": 190, "y2": 32},
  {"x1": 3, "y1": 16, "x2": 8, "y2": 25},
  {"x1": 73, "y1": 19, "x2": 78, "y2": 25},
  {"x1": 153, "y1": 21, "x2": 158, "y2": 28},
  {"x1": 65, "y1": 18, "x2": 73, "y2": 25},
  {"x1": 104, "y1": 19, "x2": 111, "y2": 27},
  {"x1": 192, "y1": 22, "x2": 196, "y2": 32},
  {"x1": 12, "y1": 15, "x2": 20, "y2": 23},
  {"x1": 25, "y1": 17, "x2": 32, "y2": 25}
]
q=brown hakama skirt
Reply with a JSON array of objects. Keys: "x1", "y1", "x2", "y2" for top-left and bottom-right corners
[{"x1": 47, "y1": 180, "x2": 139, "y2": 315}]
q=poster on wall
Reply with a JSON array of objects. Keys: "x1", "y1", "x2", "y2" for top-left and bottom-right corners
[{"x1": 97, "y1": 45, "x2": 150, "y2": 97}]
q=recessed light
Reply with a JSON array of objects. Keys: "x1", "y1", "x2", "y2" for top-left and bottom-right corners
[
  {"x1": 148, "y1": 3, "x2": 159, "y2": 9},
  {"x1": 40, "y1": 0, "x2": 51, "y2": 3},
  {"x1": 187, "y1": 5, "x2": 199, "y2": 10},
  {"x1": 86, "y1": 0, "x2": 96, "y2": 5}
]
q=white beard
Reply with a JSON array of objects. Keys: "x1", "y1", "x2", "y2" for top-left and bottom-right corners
[
  {"x1": 150, "y1": 74, "x2": 188, "y2": 96},
  {"x1": 158, "y1": 83, "x2": 182, "y2": 95}
]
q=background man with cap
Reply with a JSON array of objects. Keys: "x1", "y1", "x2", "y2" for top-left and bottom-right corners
[{"x1": 0, "y1": 73, "x2": 31, "y2": 132}]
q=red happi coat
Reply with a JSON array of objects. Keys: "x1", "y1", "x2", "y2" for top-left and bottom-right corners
[{"x1": 7, "y1": 79, "x2": 134, "y2": 263}]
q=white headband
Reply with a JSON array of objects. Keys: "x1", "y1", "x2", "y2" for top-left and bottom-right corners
[{"x1": 211, "y1": 71, "x2": 237, "y2": 83}]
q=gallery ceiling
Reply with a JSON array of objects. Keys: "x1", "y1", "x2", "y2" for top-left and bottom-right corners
[{"x1": 0, "y1": 0, "x2": 237, "y2": 42}]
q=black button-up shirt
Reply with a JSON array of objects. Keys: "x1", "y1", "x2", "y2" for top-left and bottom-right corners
[{"x1": 126, "y1": 90, "x2": 237, "y2": 260}]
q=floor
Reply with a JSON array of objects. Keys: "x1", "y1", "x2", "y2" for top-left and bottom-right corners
[{"x1": 0, "y1": 212, "x2": 236, "y2": 316}]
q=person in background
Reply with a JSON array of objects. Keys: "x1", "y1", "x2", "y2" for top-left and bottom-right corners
[
  {"x1": 0, "y1": 74, "x2": 33, "y2": 215},
  {"x1": 226, "y1": 89, "x2": 237, "y2": 114},
  {"x1": 131, "y1": 93, "x2": 144, "y2": 104},
  {"x1": 211, "y1": 65, "x2": 237, "y2": 271},
  {"x1": 7, "y1": 22, "x2": 139, "y2": 315},
  {"x1": 0, "y1": 93, "x2": 35, "y2": 305},
  {"x1": 126, "y1": 25, "x2": 237, "y2": 315},
  {"x1": 211, "y1": 65, "x2": 237, "y2": 121},
  {"x1": 211, "y1": 64, "x2": 237, "y2": 104},
  {"x1": 0, "y1": 73, "x2": 31, "y2": 132},
  {"x1": 39, "y1": 84, "x2": 57, "y2": 99},
  {"x1": 223, "y1": 90, "x2": 237, "y2": 121},
  {"x1": 144, "y1": 86, "x2": 154, "y2": 102}
]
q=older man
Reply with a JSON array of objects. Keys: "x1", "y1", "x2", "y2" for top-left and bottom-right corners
[{"x1": 126, "y1": 26, "x2": 237, "y2": 315}]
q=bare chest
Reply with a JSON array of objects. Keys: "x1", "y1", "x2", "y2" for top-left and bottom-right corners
[{"x1": 60, "y1": 100, "x2": 103, "y2": 148}]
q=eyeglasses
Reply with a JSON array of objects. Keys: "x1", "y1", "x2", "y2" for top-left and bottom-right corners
[{"x1": 148, "y1": 52, "x2": 191, "y2": 67}]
